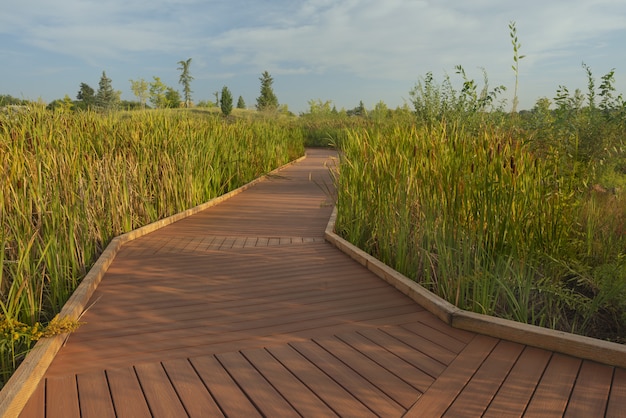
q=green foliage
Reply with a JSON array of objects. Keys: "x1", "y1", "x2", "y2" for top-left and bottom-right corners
[
  {"x1": 256, "y1": 71, "x2": 279, "y2": 111},
  {"x1": 76, "y1": 83, "x2": 95, "y2": 110},
  {"x1": 0, "y1": 107, "x2": 305, "y2": 385},
  {"x1": 149, "y1": 76, "x2": 168, "y2": 109},
  {"x1": 306, "y1": 99, "x2": 334, "y2": 116},
  {"x1": 177, "y1": 58, "x2": 193, "y2": 107},
  {"x1": 237, "y1": 96, "x2": 246, "y2": 109},
  {"x1": 347, "y1": 100, "x2": 367, "y2": 117},
  {"x1": 369, "y1": 101, "x2": 390, "y2": 121},
  {"x1": 334, "y1": 118, "x2": 625, "y2": 340},
  {"x1": 95, "y1": 71, "x2": 120, "y2": 111},
  {"x1": 220, "y1": 86, "x2": 233, "y2": 116},
  {"x1": 0, "y1": 95, "x2": 28, "y2": 106},
  {"x1": 509, "y1": 21, "x2": 525, "y2": 113},
  {"x1": 409, "y1": 69, "x2": 505, "y2": 127},
  {"x1": 129, "y1": 78, "x2": 149, "y2": 109},
  {"x1": 165, "y1": 87, "x2": 181, "y2": 108}
]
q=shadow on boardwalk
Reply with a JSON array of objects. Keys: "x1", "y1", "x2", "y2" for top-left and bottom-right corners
[{"x1": 18, "y1": 149, "x2": 626, "y2": 417}]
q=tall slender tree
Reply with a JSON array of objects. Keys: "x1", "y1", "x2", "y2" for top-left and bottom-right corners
[
  {"x1": 177, "y1": 58, "x2": 194, "y2": 107},
  {"x1": 220, "y1": 86, "x2": 233, "y2": 116},
  {"x1": 256, "y1": 71, "x2": 278, "y2": 111}
]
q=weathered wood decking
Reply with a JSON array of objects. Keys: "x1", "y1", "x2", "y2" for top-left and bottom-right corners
[{"x1": 17, "y1": 149, "x2": 626, "y2": 417}]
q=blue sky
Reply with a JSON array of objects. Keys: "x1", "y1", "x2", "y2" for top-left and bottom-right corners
[{"x1": 2, "y1": 0, "x2": 625, "y2": 113}]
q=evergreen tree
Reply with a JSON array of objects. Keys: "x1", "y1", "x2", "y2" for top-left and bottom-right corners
[
  {"x1": 237, "y1": 95, "x2": 246, "y2": 109},
  {"x1": 220, "y1": 86, "x2": 233, "y2": 116},
  {"x1": 76, "y1": 83, "x2": 95, "y2": 110},
  {"x1": 256, "y1": 71, "x2": 278, "y2": 111},
  {"x1": 177, "y1": 58, "x2": 193, "y2": 107},
  {"x1": 95, "y1": 71, "x2": 119, "y2": 111}
]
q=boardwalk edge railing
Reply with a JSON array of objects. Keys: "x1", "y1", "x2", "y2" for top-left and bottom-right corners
[
  {"x1": 324, "y1": 206, "x2": 626, "y2": 370},
  {"x1": 0, "y1": 155, "x2": 306, "y2": 418}
]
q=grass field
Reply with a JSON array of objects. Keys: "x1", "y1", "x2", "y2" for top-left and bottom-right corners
[{"x1": 0, "y1": 107, "x2": 303, "y2": 385}]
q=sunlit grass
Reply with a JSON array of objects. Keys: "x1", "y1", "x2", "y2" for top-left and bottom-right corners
[
  {"x1": 334, "y1": 119, "x2": 626, "y2": 340},
  {"x1": 0, "y1": 107, "x2": 304, "y2": 385}
]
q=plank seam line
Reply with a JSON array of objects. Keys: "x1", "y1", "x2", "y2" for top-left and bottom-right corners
[
  {"x1": 186, "y1": 358, "x2": 227, "y2": 417},
  {"x1": 260, "y1": 347, "x2": 339, "y2": 416}
]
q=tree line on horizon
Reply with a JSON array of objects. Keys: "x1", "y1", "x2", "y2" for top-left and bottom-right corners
[{"x1": 0, "y1": 60, "x2": 281, "y2": 116}]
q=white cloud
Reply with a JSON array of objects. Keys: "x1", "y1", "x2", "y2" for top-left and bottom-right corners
[{"x1": 1, "y1": 0, "x2": 625, "y2": 109}]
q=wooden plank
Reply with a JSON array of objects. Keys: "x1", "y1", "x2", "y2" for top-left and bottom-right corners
[
  {"x1": 65, "y1": 282, "x2": 399, "y2": 342},
  {"x1": 17, "y1": 380, "x2": 44, "y2": 418},
  {"x1": 523, "y1": 354, "x2": 582, "y2": 417},
  {"x1": 314, "y1": 335, "x2": 420, "y2": 409},
  {"x1": 266, "y1": 344, "x2": 376, "y2": 418},
  {"x1": 134, "y1": 362, "x2": 188, "y2": 418},
  {"x1": 47, "y1": 304, "x2": 424, "y2": 376},
  {"x1": 215, "y1": 351, "x2": 300, "y2": 418},
  {"x1": 403, "y1": 334, "x2": 498, "y2": 418},
  {"x1": 190, "y1": 355, "x2": 261, "y2": 417},
  {"x1": 290, "y1": 340, "x2": 405, "y2": 416},
  {"x1": 357, "y1": 328, "x2": 447, "y2": 378},
  {"x1": 49, "y1": 294, "x2": 418, "y2": 366},
  {"x1": 336, "y1": 330, "x2": 435, "y2": 393},
  {"x1": 401, "y1": 321, "x2": 467, "y2": 354},
  {"x1": 381, "y1": 324, "x2": 459, "y2": 365},
  {"x1": 564, "y1": 361, "x2": 613, "y2": 417},
  {"x1": 607, "y1": 368, "x2": 626, "y2": 417},
  {"x1": 105, "y1": 366, "x2": 151, "y2": 418},
  {"x1": 417, "y1": 313, "x2": 475, "y2": 343},
  {"x1": 241, "y1": 348, "x2": 338, "y2": 417},
  {"x1": 76, "y1": 370, "x2": 116, "y2": 418},
  {"x1": 45, "y1": 375, "x2": 80, "y2": 418},
  {"x1": 443, "y1": 340, "x2": 524, "y2": 417},
  {"x1": 482, "y1": 346, "x2": 552, "y2": 418},
  {"x1": 162, "y1": 358, "x2": 224, "y2": 418}
]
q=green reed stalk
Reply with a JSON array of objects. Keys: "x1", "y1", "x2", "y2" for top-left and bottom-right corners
[{"x1": 0, "y1": 107, "x2": 304, "y2": 385}]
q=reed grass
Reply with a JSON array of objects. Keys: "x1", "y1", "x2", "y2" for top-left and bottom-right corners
[
  {"x1": 334, "y1": 119, "x2": 626, "y2": 340},
  {"x1": 0, "y1": 107, "x2": 304, "y2": 385}
]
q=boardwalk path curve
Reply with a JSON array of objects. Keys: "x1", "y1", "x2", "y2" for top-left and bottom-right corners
[{"x1": 18, "y1": 148, "x2": 626, "y2": 417}]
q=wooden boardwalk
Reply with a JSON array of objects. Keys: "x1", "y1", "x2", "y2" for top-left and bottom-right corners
[{"x1": 18, "y1": 149, "x2": 626, "y2": 417}]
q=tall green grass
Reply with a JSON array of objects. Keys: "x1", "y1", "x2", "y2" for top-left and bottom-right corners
[
  {"x1": 0, "y1": 107, "x2": 304, "y2": 385},
  {"x1": 335, "y1": 119, "x2": 626, "y2": 340}
]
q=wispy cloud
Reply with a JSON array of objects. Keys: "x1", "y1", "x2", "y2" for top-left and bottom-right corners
[{"x1": 1, "y1": 0, "x2": 625, "y2": 109}]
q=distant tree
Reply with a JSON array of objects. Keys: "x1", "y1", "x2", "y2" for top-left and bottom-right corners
[
  {"x1": 220, "y1": 86, "x2": 233, "y2": 116},
  {"x1": 165, "y1": 87, "x2": 182, "y2": 108},
  {"x1": 347, "y1": 100, "x2": 366, "y2": 117},
  {"x1": 236, "y1": 95, "x2": 246, "y2": 109},
  {"x1": 76, "y1": 83, "x2": 95, "y2": 110},
  {"x1": 0, "y1": 94, "x2": 27, "y2": 106},
  {"x1": 119, "y1": 100, "x2": 144, "y2": 110},
  {"x1": 256, "y1": 71, "x2": 278, "y2": 111},
  {"x1": 370, "y1": 100, "x2": 389, "y2": 120},
  {"x1": 196, "y1": 100, "x2": 216, "y2": 108},
  {"x1": 149, "y1": 77, "x2": 168, "y2": 108},
  {"x1": 61, "y1": 95, "x2": 74, "y2": 112},
  {"x1": 129, "y1": 78, "x2": 149, "y2": 109},
  {"x1": 306, "y1": 99, "x2": 333, "y2": 115},
  {"x1": 95, "y1": 71, "x2": 119, "y2": 111},
  {"x1": 177, "y1": 58, "x2": 193, "y2": 107}
]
